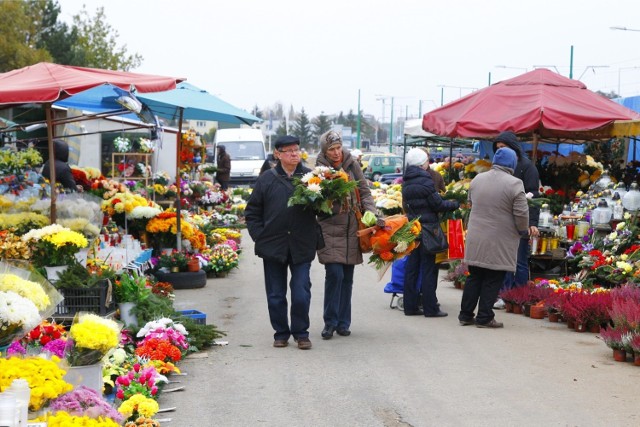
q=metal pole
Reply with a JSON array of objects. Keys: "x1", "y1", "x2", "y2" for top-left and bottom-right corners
[
  {"x1": 175, "y1": 108, "x2": 184, "y2": 251},
  {"x1": 389, "y1": 97, "x2": 394, "y2": 153},
  {"x1": 356, "y1": 89, "x2": 361, "y2": 149},
  {"x1": 440, "y1": 87, "x2": 444, "y2": 106},
  {"x1": 569, "y1": 45, "x2": 574, "y2": 79},
  {"x1": 488, "y1": 71, "x2": 492, "y2": 86},
  {"x1": 418, "y1": 100, "x2": 422, "y2": 117},
  {"x1": 45, "y1": 104, "x2": 57, "y2": 223}
]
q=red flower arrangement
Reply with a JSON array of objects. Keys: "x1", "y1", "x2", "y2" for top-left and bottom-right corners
[
  {"x1": 135, "y1": 338, "x2": 182, "y2": 363},
  {"x1": 27, "y1": 320, "x2": 66, "y2": 346}
]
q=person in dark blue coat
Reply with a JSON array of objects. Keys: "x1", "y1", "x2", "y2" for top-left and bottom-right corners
[
  {"x1": 402, "y1": 148, "x2": 459, "y2": 317},
  {"x1": 245, "y1": 135, "x2": 322, "y2": 350}
]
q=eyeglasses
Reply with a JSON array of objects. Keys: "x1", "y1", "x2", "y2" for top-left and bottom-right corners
[{"x1": 278, "y1": 148, "x2": 301, "y2": 155}]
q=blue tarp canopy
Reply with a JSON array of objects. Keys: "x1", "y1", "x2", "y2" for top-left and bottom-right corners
[
  {"x1": 54, "y1": 83, "x2": 141, "y2": 121},
  {"x1": 136, "y1": 82, "x2": 260, "y2": 125}
]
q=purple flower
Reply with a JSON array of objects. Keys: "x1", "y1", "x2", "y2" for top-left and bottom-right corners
[
  {"x1": 49, "y1": 386, "x2": 124, "y2": 423},
  {"x1": 7, "y1": 341, "x2": 26, "y2": 356},
  {"x1": 43, "y1": 339, "x2": 66, "y2": 358}
]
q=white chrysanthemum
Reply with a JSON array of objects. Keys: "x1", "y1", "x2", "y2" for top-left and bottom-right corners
[
  {"x1": 129, "y1": 206, "x2": 162, "y2": 220},
  {"x1": 300, "y1": 172, "x2": 315, "y2": 183},
  {"x1": 307, "y1": 183, "x2": 322, "y2": 194},
  {"x1": 21, "y1": 223, "x2": 67, "y2": 242},
  {"x1": 394, "y1": 241, "x2": 409, "y2": 253},
  {"x1": 616, "y1": 222, "x2": 626, "y2": 231},
  {"x1": 0, "y1": 290, "x2": 40, "y2": 330},
  {"x1": 314, "y1": 166, "x2": 330, "y2": 174}
]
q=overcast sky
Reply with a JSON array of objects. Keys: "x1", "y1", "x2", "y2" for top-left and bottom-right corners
[{"x1": 56, "y1": 0, "x2": 640, "y2": 121}]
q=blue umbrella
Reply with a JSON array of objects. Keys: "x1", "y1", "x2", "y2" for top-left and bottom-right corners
[{"x1": 137, "y1": 82, "x2": 261, "y2": 250}]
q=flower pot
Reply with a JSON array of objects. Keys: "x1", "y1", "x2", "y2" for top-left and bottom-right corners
[
  {"x1": 634, "y1": 353, "x2": 640, "y2": 366},
  {"x1": 63, "y1": 362, "x2": 103, "y2": 394},
  {"x1": 187, "y1": 260, "x2": 200, "y2": 272},
  {"x1": 505, "y1": 302, "x2": 514, "y2": 313},
  {"x1": 548, "y1": 312, "x2": 559, "y2": 323},
  {"x1": 613, "y1": 349, "x2": 627, "y2": 362},
  {"x1": 512, "y1": 304, "x2": 523, "y2": 315},
  {"x1": 206, "y1": 270, "x2": 217, "y2": 279},
  {"x1": 523, "y1": 303, "x2": 532, "y2": 317},
  {"x1": 530, "y1": 305, "x2": 546, "y2": 320},
  {"x1": 453, "y1": 280, "x2": 462, "y2": 289},
  {"x1": 118, "y1": 302, "x2": 138, "y2": 327},
  {"x1": 216, "y1": 271, "x2": 229, "y2": 278},
  {"x1": 575, "y1": 322, "x2": 587, "y2": 333},
  {"x1": 588, "y1": 323, "x2": 601, "y2": 333},
  {"x1": 567, "y1": 319, "x2": 576, "y2": 329},
  {"x1": 44, "y1": 265, "x2": 68, "y2": 283}
]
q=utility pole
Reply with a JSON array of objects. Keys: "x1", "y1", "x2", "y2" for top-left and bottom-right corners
[{"x1": 356, "y1": 89, "x2": 361, "y2": 149}]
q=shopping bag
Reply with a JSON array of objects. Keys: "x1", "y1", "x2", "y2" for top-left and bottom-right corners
[
  {"x1": 447, "y1": 219, "x2": 465, "y2": 260},
  {"x1": 435, "y1": 221, "x2": 449, "y2": 264}
]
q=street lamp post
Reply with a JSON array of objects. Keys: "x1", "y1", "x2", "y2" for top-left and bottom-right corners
[
  {"x1": 418, "y1": 99, "x2": 437, "y2": 116},
  {"x1": 578, "y1": 65, "x2": 609, "y2": 81},
  {"x1": 437, "y1": 85, "x2": 478, "y2": 105},
  {"x1": 375, "y1": 95, "x2": 390, "y2": 145},
  {"x1": 611, "y1": 26, "x2": 640, "y2": 32}
]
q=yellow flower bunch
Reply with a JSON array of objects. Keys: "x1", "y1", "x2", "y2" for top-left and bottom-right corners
[
  {"x1": 212, "y1": 228, "x2": 241, "y2": 241},
  {"x1": 69, "y1": 313, "x2": 120, "y2": 353},
  {"x1": 102, "y1": 192, "x2": 153, "y2": 215},
  {"x1": 83, "y1": 166, "x2": 103, "y2": 180},
  {"x1": 0, "y1": 147, "x2": 43, "y2": 173},
  {"x1": 58, "y1": 217, "x2": 101, "y2": 238},
  {"x1": 35, "y1": 411, "x2": 121, "y2": 427},
  {"x1": 44, "y1": 228, "x2": 89, "y2": 250},
  {"x1": 0, "y1": 273, "x2": 51, "y2": 310},
  {"x1": 152, "y1": 183, "x2": 168, "y2": 195},
  {"x1": 0, "y1": 195, "x2": 13, "y2": 210},
  {"x1": 118, "y1": 393, "x2": 160, "y2": 419},
  {"x1": 0, "y1": 212, "x2": 49, "y2": 233},
  {"x1": 0, "y1": 230, "x2": 31, "y2": 260},
  {"x1": 0, "y1": 356, "x2": 72, "y2": 410}
]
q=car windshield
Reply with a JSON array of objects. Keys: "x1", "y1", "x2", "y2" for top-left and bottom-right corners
[{"x1": 224, "y1": 141, "x2": 265, "y2": 160}]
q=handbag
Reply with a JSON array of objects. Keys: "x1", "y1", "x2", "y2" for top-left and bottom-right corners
[
  {"x1": 421, "y1": 222, "x2": 449, "y2": 254},
  {"x1": 354, "y1": 188, "x2": 373, "y2": 253}
]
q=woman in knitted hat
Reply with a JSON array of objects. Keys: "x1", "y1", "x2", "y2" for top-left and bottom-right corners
[
  {"x1": 315, "y1": 130, "x2": 376, "y2": 339},
  {"x1": 402, "y1": 148, "x2": 459, "y2": 317}
]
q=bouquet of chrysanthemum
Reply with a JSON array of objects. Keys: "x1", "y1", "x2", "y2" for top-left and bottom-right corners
[
  {"x1": 366, "y1": 215, "x2": 422, "y2": 272},
  {"x1": 0, "y1": 356, "x2": 73, "y2": 411},
  {"x1": 114, "y1": 136, "x2": 132, "y2": 153},
  {"x1": 49, "y1": 386, "x2": 124, "y2": 423},
  {"x1": 65, "y1": 312, "x2": 121, "y2": 366},
  {"x1": 127, "y1": 205, "x2": 162, "y2": 234},
  {"x1": 21, "y1": 224, "x2": 89, "y2": 267},
  {"x1": 288, "y1": 166, "x2": 358, "y2": 215},
  {"x1": 125, "y1": 416, "x2": 161, "y2": 427},
  {"x1": 0, "y1": 229, "x2": 31, "y2": 260},
  {"x1": 200, "y1": 189, "x2": 228, "y2": 206},
  {"x1": 208, "y1": 243, "x2": 239, "y2": 273},
  {"x1": 115, "y1": 363, "x2": 165, "y2": 401},
  {"x1": 117, "y1": 393, "x2": 160, "y2": 422},
  {"x1": 137, "y1": 137, "x2": 154, "y2": 153},
  {"x1": 135, "y1": 337, "x2": 182, "y2": 363},
  {"x1": 34, "y1": 411, "x2": 122, "y2": 426}
]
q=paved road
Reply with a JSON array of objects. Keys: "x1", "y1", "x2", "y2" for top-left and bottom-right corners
[{"x1": 161, "y1": 230, "x2": 640, "y2": 427}]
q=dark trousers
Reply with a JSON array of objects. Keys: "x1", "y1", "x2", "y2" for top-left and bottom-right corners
[
  {"x1": 263, "y1": 259, "x2": 311, "y2": 341},
  {"x1": 323, "y1": 263, "x2": 354, "y2": 330},
  {"x1": 216, "y1": 177, "x2": 229, "y2": 190},
  {"x1": 459, "y1": 265, "x2": 506, "y2": 324},
  {"x1": 503, "y1": 237, "x2": 529, "y2": 289},
  {"x1": 403, "y1": 243, "x2": 439, "y2": 314}
]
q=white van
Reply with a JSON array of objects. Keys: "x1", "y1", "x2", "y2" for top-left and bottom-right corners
[{"x1": 214, "y1": 128, "x2": 266, "y2": 186}]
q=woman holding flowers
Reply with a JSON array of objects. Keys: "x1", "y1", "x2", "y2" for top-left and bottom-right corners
[
  {"x1": 315, "y1": 131, "x2": 376, "y2": 339},
  {"x1": 402, "y1": 148, "x2": 459, "y2": 317},
  {"x1": 245, "y1": 135, "x2": 323, "y2": 350}
]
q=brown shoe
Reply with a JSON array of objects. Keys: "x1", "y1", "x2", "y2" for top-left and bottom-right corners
[
  {"x1": 273, "y1": 339, "x2": 288, "y2": 348},
  {"x1": 295, "y1": 337, "x2": 312, "y2": 350},
  {"x1": 476, "y1": 319, "x2": 504, "y2": 328}
]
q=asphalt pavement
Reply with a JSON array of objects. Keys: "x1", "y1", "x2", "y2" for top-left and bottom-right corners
[{"x1": 159, "y1": 229, "x2": 640, "y2": 427}]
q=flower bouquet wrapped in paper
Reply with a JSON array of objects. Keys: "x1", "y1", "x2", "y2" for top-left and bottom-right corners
[
  {"x1": 0, "y1": 260, "x2": 63, "y2": 348},
  {"x1": 21, "y1": 224, "x2": 89, "y2": 267},
  {"x1": 114, "y1": 136, "x2": 132, "y2": 153},
  {"x1": 362, "y1": 214, "x2": 421, "y2": 274},
  {"x1": 65, "y1": 312, "x2": 121, "y2": 366},
  {"x1": 288, "y1": 166, "x2": 358, "y2": 215}
]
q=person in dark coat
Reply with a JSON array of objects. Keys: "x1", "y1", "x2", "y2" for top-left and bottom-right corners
[
  {"x1": 259, "y1": 151, "x2": 278, "y2": 175},
  {"x1": 420, "y1": 147, "x2": 446, "y2": 193},
  {"x1": 215, "y1": 145, "x2": 231, "y2": 190},
  {"x1": 491, "y1": 131, "x2": 540, "y2": 296},
  {"x1": 402, "y1": 148, "x2": 459, "y2": 317},
  {"x1": 315, "y1": 130, "x2": 376, "y2": 339},
  {"x1": 41, "y1": 139, "x2": 79, "y2": 191},
  {"x1": 245, "y1": 135, "x2": 321, "y2": 350},
  {"x1": 459, "y1": 147, "x2": 529, "y2": 328}
]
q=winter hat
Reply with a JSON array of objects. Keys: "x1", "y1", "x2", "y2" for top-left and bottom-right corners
[
  {"x1": 274, "y1": 135, "x2": 300, "y2": 150},
  {"x1": 493, "y1": 147, "x2": 517, "y2": 172},
  {"x1": 405, "y1": 147, "x2": 429, "y2": 167},
  {"x1": 320, "y1": 130, "x2": 342, "y2": 154},
  {"x1": 492, "y1": 131, "x2": 522, "y2": 159}
]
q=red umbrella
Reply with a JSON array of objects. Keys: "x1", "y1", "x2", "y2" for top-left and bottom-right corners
[
  {"x1": 0, "y1": 62, "x2": 182, "y2": 105},
  {"x1": 422, "y1": 68, "x2": 640, "y2": 141},
  {"x1": 0, "y1": 62, "x2": 184, "y2": 221}
]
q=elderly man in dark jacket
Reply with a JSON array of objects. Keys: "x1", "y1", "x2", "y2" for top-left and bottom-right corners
[
  {"x1": 459, "y1": 147, "x2": 529, "y2": 328},
  {"x1": 215, "y1": 145, "x2": 231, "y2": 190},
  {"x1": 316, "y1": 130, "x2": 376, "y2": 339},
  {"x1": 492, "y1": 131, "x2": 540, "y2": 296},
  {"x1": 402, "y1": 148, "x2": 459, "y2": 317},
  {"x1": 245, "y1": 135, "x2": 321, "y2": 350}
]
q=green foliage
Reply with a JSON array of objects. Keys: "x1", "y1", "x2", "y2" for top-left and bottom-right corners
[
  {"x1": 115, "y1": 271, "x2": 152, "y2": 303},
  {"x1": 178, "y1": 316, "x2": 226, "y2": 353},
  {"x1": 131, "y1": 292, "x2": 175, "y2": 328},
  {"x1": 55, "y1": 259, "x2": 116, "y2": 290},
  {"x1": 291, "y1": 107, "x2": 313, "y2": 148},
  {"x1": 0, "y1": 0, "x2": 52, "y2": 72},
  {"x1": 312, "y1": 113, "x2": 332, "y2": 139}
]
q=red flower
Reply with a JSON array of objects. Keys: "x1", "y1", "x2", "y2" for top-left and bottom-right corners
[{"x1": 545, "y1": 189, "x2": 555, "y2": 196}]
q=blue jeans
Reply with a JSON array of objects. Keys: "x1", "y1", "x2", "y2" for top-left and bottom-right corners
[
  {"x1": 503, "y1": 237, "x2": 530, "y2": 289},
  {"x1": 403, "y1": 243, "x2": 439, "y2": 314},
  {"x1": 263, "y1": 259, "x2": 312, "y2": 341},
  {"x1": 323, "y1": 263, "x2": 355, "y2": 330}
]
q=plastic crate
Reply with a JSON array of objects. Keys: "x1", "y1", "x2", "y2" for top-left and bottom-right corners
[
  {"x1": 54, "y1": 279, "x2": 116, "y2": 317},
  {"x1": 179, "y1": 310, "x2": 206, "y2": 325}
]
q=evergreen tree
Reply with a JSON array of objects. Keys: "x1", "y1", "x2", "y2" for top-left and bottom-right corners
[
  {"x1": 336, "y1": 111, "x2": 345, "y2": 125},
  {"x1": 275, "y1": 118, "x2": 288, "y2": 138},
  {"x1": 291, "y1": 108, "x2": 312, "y2": 147},
  {"x1": 345, "y1": 109, "x2": 357, "y2": 131},
  {"x1": 312, "y1": 113, "x2": 332, "y2": 139},
  {"x1": 251, "y1": 104, "x2": 263, "y2": 119}
]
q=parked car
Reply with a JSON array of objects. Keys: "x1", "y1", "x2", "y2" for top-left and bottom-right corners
[{"x1": 361, "y1": 153, "x2": 403, "y2": 181}]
